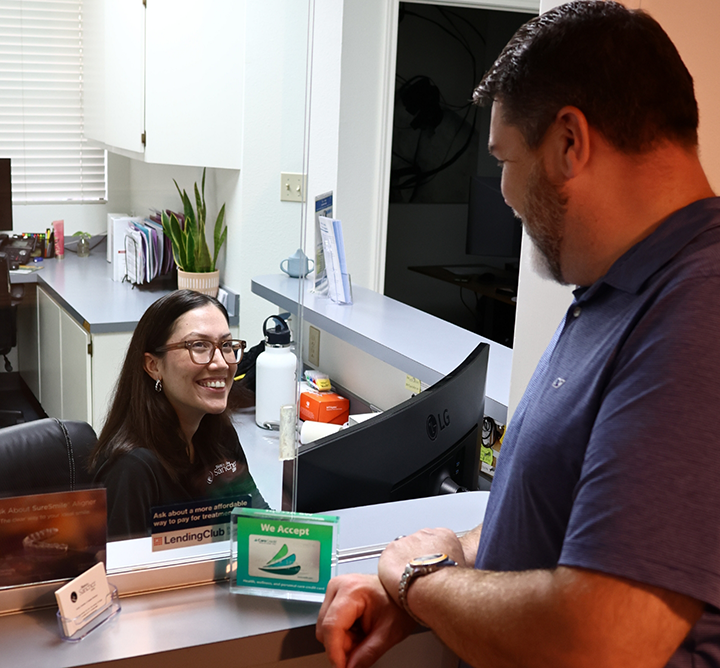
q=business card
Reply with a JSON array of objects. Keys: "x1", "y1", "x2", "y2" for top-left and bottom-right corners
[{"x1": 55, "y1": 562, "x2": 111, "y2": 638}]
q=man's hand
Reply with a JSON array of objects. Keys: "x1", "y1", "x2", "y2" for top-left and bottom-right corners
[
  {"x1": 378, "y1": 527, "x2": 467, "y2": 607},
  {"x1": 316, "y1": 573, "x2": 417, "y2": 668}
]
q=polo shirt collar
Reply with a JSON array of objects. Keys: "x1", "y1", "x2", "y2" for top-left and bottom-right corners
[{"x1": 575, "y1": 197, "x2": 720, "y2": 301}]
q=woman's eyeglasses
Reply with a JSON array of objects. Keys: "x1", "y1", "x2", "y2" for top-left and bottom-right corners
[{"x1": 156, "y1": 339, "x2": 246, "y2": 365}]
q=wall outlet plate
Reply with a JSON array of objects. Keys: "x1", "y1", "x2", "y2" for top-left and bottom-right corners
[{"x1": 280, "y1": 173, "x2": 306, "y2": 203}]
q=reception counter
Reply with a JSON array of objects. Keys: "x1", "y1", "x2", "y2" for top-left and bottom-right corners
[
  {"x1": 251, "y1": 274, "x2": 511, "y2": 423},
  {"x1": 0, "y1": 491, "x2": 490, "y2": 667},
  {"x1": 3, "y1": 250, "x2": 504, "y2": 665}
]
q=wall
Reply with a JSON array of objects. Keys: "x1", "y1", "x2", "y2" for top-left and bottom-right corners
[
  {"x1": 507, "y1": 0, "x2": 720, "y2": 418},
  {"x1": 222, "y1": 0, "x2": 309, "y2": 343}
]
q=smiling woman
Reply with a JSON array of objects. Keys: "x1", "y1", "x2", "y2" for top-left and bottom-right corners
[{"x1": 89, "y1": 290, "x2": 269, "y2": 540}]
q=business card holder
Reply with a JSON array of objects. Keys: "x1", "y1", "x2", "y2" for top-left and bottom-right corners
[{"x1": 56, "y1": 584, "x2": 121, "y2": 642}]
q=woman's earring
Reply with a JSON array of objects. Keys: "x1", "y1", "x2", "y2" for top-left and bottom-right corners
[{"x1": 155, "y1": 378, "x2": 163, "y2": 393}]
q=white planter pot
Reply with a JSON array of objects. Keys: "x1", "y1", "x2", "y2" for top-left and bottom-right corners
[{"x1": 177, "y1": 269, "x2": 220, "y2": 297}]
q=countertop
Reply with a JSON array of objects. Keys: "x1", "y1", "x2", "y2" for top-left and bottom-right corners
[
  {"x1": 11, "y1": 240, "x2": 238, "y2": 333},
  {"x1": 252, "y1": 274, "x2": 511, "y2": 420},
  {"x1": 0, "y1": 492, "x2": 490, "y2": 668}
]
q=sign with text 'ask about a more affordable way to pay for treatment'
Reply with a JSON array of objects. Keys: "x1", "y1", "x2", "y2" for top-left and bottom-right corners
[{"x1": 230, "y1": 507, "x2": 339, "y2": 602}]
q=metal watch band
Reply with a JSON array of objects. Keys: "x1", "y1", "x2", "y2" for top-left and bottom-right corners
[{"x1": 397, "y1": 556, "x2": 456, "y2": 626}]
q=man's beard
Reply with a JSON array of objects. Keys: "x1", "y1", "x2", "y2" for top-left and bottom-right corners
[{"x1": 515, "y1": 161, "x2": 569, "y2": 285}]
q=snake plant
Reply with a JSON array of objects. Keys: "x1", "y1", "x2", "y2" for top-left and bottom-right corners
[{"x1": 161, "y1": 168, "x2": 227, "y2": 273}]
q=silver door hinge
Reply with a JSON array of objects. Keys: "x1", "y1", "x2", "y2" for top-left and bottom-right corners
[{"x1": 141, "y1": 131, "x2": 146, "y2": 147}]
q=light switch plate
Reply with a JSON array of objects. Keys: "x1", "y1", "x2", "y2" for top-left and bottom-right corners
[{"x1": 281, "y1": 173, "x2": 305, "y2": 203}]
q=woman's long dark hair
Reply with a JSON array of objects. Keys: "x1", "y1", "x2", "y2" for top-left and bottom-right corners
[{"x1": 89, "y1": 290, "x2": 235, "y2": 481}]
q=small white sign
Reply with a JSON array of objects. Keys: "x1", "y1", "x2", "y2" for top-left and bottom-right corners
[{"x1": 55, "y1": 562, "x2": 111, "y2": 639}]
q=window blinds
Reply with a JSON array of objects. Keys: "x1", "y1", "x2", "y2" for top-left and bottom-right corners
[{"x1": 0, "y1": 0, "x2": 106, "y2": 204}]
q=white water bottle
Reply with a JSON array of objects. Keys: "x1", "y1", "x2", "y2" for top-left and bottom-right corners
[{"x1": 255, "y1": 315, "x2": 297, "y2": 430}]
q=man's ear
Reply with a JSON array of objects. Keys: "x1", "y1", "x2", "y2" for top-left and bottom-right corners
[
  {"x1": 546, "y1": 105, "x2": 591, "y2": 180},
  {"x1": 143, "y1": 352, "x2": 161, "y2": 381}
]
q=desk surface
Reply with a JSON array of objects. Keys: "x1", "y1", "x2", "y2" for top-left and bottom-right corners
[{"x1": 10, "y1": 241, "x2": 238, "y2": 333}]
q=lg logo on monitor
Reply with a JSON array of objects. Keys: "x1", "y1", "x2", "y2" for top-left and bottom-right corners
[{"x1": 426, "y1": 410, "x2": 450, "y2": 440}]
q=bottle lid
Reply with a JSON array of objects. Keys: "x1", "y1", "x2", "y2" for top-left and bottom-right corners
[{"x1": 263, "y1": 315, "x2": 291, "y2": 345}]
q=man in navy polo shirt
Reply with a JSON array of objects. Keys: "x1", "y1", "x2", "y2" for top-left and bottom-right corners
[{"x1": 316, "y1": 3, "x2": 720, "y2": 667}]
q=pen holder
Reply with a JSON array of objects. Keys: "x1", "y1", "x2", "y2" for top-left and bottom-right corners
[{"x1": 56, "y1": 584, "x2": 121, "y2": 642}]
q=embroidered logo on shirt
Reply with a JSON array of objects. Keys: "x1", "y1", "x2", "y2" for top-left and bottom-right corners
[
  {"x1": 552, "y1": 378, "x2": 566, "y2": 389},
  {"x1": 206, "y1": 460, "x2": 238, "y2": 485}
]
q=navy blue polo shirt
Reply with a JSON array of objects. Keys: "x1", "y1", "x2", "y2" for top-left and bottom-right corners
[{"x1": 476, "y1": 197, "x2": 720, "y2": 666}]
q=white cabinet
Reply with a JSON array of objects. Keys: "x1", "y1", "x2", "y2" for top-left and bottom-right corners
[
  {"x1": 83, "y1": 0, "x2": 244, "y2": 170},
  {"x1": 83, "y1": 0, "x2": 145, "y2": 155},
  {"x1": 35, "y1": 286, "x2": 130, "y2": 433},
  {"x1": 37, "y1": 287, "x2": 91, "y2": 423}
]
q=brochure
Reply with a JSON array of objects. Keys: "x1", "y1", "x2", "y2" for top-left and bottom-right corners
[
  {"x1": 318, "y1": 216, "x2": 352, "y2": 304},
  {"x1": 313, "y1": 192, "x2": 333, "y2": 295}
]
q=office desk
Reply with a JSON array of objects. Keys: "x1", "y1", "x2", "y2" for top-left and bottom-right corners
[
  {"x1": 408, "y1": 264, "x2": 518, "y2": 307},
  {"x1": 10, "y1": 247, "x2": 239, "y2": 333},
  {"x1": 409, "y1": 265, "x2": 518, "y2": 348}
]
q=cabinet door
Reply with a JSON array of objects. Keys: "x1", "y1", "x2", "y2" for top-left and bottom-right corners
[
  {"x1": 84, "y1": 0, "x2": 145, "y2": 154},
  {"x1": 37, "y1": 287, "x2": 92, "y2": 423},
  {"x1": 60, "y1": 310, "x2": 92, "y2": 423},
  {"x1": 16, "y1": 284, "x2": 40, "y2": 401},
  {"x1": 144, "y1": 0, "x2": 244, "y2": 168},
  {"x1": 38, "y1": 288, "x2": 62, "y2": 419},
  {"x1": 91, "y1": 332, "x2": 132, "y2": 434}
]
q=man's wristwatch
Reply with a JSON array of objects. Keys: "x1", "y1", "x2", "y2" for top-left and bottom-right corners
[{"x1": 398, "y1": 553, "x2": 457, "y2": 626}]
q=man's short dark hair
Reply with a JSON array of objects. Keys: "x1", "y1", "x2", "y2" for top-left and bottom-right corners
[{"x1": 474, "y1": 0, "x2": 698, "y2": 152}]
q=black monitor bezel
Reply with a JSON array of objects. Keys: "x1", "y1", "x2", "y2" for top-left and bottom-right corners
[{"x1": 294, "y1": 342, "x2": 489, "y2": 513}]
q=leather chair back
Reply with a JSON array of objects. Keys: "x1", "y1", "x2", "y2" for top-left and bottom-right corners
[{"x1": 0, "y1": 418, "x2": 97, "y2": 496}]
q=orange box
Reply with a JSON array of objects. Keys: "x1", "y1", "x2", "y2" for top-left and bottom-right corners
[{"x1": 299, "y1": 391, "x2": 350, "y2": 425}]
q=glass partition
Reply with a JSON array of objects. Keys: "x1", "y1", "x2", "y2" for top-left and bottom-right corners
[{"x1": 0, "y1": 0, "x2": 315, "y2": 612}]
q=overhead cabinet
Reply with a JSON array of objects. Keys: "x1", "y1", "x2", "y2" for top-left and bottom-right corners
[{"x1": 83, "y1": 0, "x2": 244, "y2": 169}]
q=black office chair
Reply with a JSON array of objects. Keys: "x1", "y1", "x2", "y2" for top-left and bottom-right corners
[
  {"x1": 0, "y1": 418, "x2": 97, "y2": 496},
  {"x1": 0, "y1": 251, "x2": 24, "y2": 373}
]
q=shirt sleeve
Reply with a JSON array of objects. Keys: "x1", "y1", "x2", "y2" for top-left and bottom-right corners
[{"x1": 560, "y1": 275, "x2": 720, "y2": 609}]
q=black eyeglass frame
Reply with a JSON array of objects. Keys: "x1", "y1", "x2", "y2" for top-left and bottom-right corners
[{"x1": 155, "y1": 339, "x2": 247, "y2": 365}]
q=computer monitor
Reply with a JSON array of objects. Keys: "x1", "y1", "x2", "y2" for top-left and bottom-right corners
[
  {"x1": 0, "y1": 159, "x2": 12, "y2": 232},
  {"x1": 466, "y1": 175, "x2": 521, "y2": 259},
  {"x1": 294, "y1": 342, "x2": 489, "y2": 513}
]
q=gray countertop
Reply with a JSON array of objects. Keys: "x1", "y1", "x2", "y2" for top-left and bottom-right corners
[
  {"x1": 252, "y1": 274, "x2": 511, "y2": 419},
  {"x1": 11, "y1": 240, "x2": 238, "y2": 333},
  {"x1": 0, "y1": 492, "x2": 489, "y2": 667}
]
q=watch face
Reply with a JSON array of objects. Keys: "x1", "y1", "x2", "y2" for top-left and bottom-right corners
[{"x1": 409, "y1": 553, "x2": 448, "y2": 567}]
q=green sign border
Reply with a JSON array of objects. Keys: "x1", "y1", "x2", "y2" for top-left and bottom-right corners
[{"x1": 231, "y1": 508, "x2": 338, "y2": 595}]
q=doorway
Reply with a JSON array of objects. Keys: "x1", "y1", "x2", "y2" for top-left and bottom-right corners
[{"x1": 383, "y1": 2, "x2": 531, "y2": 347}]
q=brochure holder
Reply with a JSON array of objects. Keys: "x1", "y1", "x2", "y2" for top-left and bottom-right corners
[
  {"x1": 56, "y1": 584, "x2": 121, "y2": 642},
  {"x1": 230, "y1": 507, "x2": 339, "y2": 602}
]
